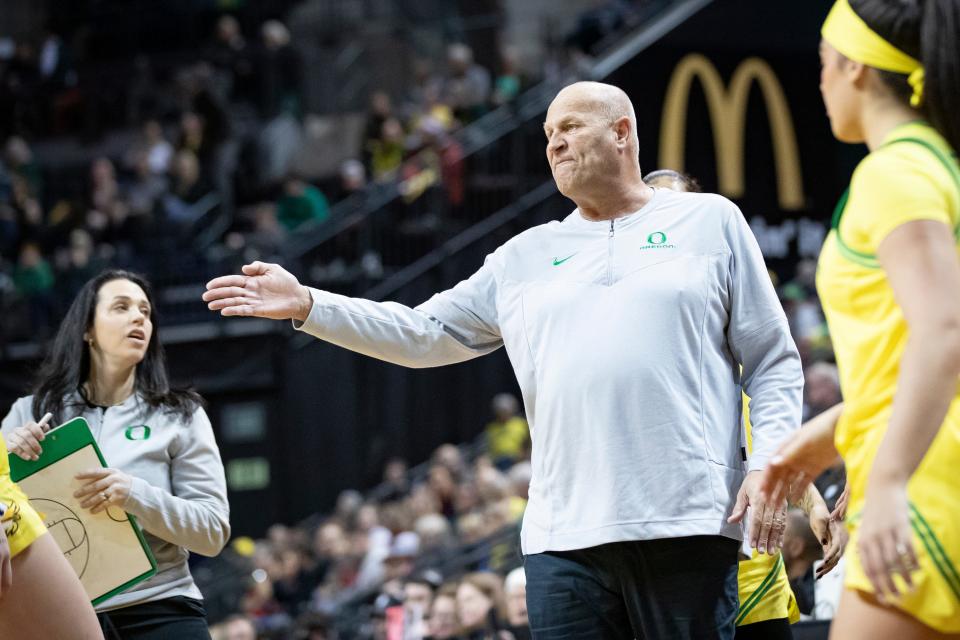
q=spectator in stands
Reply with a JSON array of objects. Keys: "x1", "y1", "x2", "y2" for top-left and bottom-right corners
[
  {"x1": 428, "y1": 462, "x2": 458, "y2": 520},
  {"x1": 456, "y1": 512, "x2": 488, "y2": 546},
  {"x1": 89, "y1": 156, "x2": 121, "y2": 216},
  {"x1": 0, "y1": 201, "x2": 17, "y2": 258},
  {"x1": 427, "y1": 586, "x2": 461, "y2": 640},
  {"x1": 382, "y1": 531, "x2": 419, "y2": 585},
  {"x1": 56, "y1": 228, "x2": 102, "y2": 303},
  {"x1": 294, "y1": 611, "x2": 333, "y2": 640},
  {"x1": 404, "y1": 570, "x2": 442, "y2": 637},
  {"x1": 276, "y1": 175, "x2": 330, "y2": 231},
  {"x1": 352, "y1": 523, "x2": 392, "y2": 594},
  {"x1": 268, "y1": 541, "x2": 311, "y2": 616},
  {"x1": 178, "y1": 111, "x2": 207, "y2": 159},
  {"x1": 3, "y1": 136, "x2": 41, "y2": 200},
  {"x1": 256, "y1": 20, "x2": 302, "y2": 119},
  {"x1": 362, "y1": 91, "x2": 394, "y2": 172},
  {"x1": 214, "y1": 613, "x2": 257, "y2": 640},
  {"x1": 207, "y1": 15, "x2": 254, "y2": 104},
  {"x1": 126, "y1": 150, "x2": 168, "y2": 219},
  {"x1": 334, "y1": 489, "x2": 363, "y2": 526},
  {"x1": 408, "y1": 481, "x2": 440, "y2": 515},
  {"x1": 3, "y1": 178, "x2": 42, "y2": 279},
  {"x1": 369, "y1": 117, "x2": 406, "y2": 183},
  {"x1": 415, "y1": 513, "x2": 454, "y2": 552},
  {"x1": 443, "y1": 44, "x2": 491, "y2": 123},
  {"x1": 507, "y1": 461, "x2": 531, "y2": 502},
  {"x1": 474, "y1": 462, "x2": 509, "y2": 508},
  {"x1": 503, "y1": 568, "x2": 529, "y2": 639},
  {"x1": 782, "y1": 509, "x2": 822, "y2": 615},
  {"x1": 140, "y1": 119, "x2": 174, "y2": 175},
  {"x1": 37, "y1": 29, "x2": 76, "y2": 129},
  {"x1": 432, "y1": 443, "x2": 466, "y2": 482},
  {"x1": 781, "y1": 280, "x2": 825, "y2": 347},
  {"x1": 379, "y1": 457, "x2": 410, "y2": 503},
  {"x1": 415, "y1": 116, "x2": 465, "y2": 212},
  {"x1": 802, "y1": 361, "x2": 841, "y2": 420},
  {"x1": 484, "y1": 393, "x2": 529, "y2": 471},
  {"x1": 404, "y1": 59, "x2": 445, "y2": 121},
  {"x1": 332, "y1": 159, "x2": 367, "y2": 203},
  {"x1": 311, "y1": 520, "x2": 349, "y2": 587},
  {"x1": 491, "y1": 47, "x2": 522, "y2": 108},
  {"x1": 13, "y1": 241, "x2": 55, "y2": 335},
  {"x1": 241, "y1": 573, "x2": 288, "y2": 632},
  {"x1": 234, "y1": 202, "x2": 286, "y2": 262},
  {"x1": 164, "y1": 149, "x2": 211, "y2": 225},
  {"x1": 456, "y1": 572, "x2": 510, "y2": 639},
  {"x1": 356, "y1": 502, "x2": 381, "y2": 532}
]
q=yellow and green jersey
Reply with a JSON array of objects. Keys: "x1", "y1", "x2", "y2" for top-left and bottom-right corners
[{"x1": 816, "y1": 120, "x2": 960, "y2": 632}]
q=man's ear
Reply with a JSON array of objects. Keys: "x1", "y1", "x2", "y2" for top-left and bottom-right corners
[{"x1": 613, "y1": 116, "x2": 631, "y2": 149}]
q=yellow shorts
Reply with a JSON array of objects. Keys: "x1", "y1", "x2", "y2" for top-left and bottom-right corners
[
  {"x1": 736, "y1": 550, "x2": 800, "y2": 626},
  {"x1": 0, "y1": 474, "x2": 47, "y2": 558},
  {"x1": 841, "y1": 418, "x2": 960, "y2": 633}
]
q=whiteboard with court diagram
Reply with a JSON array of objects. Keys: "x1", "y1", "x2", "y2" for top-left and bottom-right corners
[{"x1": 9, "y1": 418, "x2": 157, "y2": 605}]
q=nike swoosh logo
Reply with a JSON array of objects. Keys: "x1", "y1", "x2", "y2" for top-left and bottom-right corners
[{"x1": 552, "y1": 253, "x2": 577, "y2": 266}]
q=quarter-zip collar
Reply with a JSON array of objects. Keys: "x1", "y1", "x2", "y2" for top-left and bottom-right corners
[{"x1": 561, "y1": 187, "x2": 662, "y2": 232}]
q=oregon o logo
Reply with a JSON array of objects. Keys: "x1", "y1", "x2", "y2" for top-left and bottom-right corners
[
  {"x1": 647, "y1": 232, "x2": 667, "y2": 245},
  {"x1": 125, "y1": 425, "x2": 151, "y2": 441}
]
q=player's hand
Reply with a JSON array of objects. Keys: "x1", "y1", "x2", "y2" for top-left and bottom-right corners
[
  {"x1": 759, "y1": 417, "x2": 840, "y2": 508},
  {"x1": 809, "y1": 501, "x2": 847, "y2": 578},
  {"x1": 5, "y1": 413, "x2": 53, "y2": 461},
  {"x1": 729, "y1": 470, "x2": 788, "y2": 555},
  {"x1": 203, "y1": 261, "x2": 314, "y2": 322},
  {"x1": 817, "y1": 517, "x2": 848, "y2": 579},
  {"x1": 0, "y1": 505, "x2": 12, "y2": 598},
  {"x1": 74, "y1": 468, "x2": 134, "y2": 514},
  {"x1": 831, "y1": 481, "x2": 850, "y2": 522},
  {"x1": 858, "y1": 478, "x2": 918, "y2": 602}
]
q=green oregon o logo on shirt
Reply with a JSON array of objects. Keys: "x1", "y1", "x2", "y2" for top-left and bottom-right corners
[
  {"x1": 125, "y1": 425, "x2": 152, "y2": 441},
  {"x1": 647, "y1": 232, "x2": 667, "y2": 245}
]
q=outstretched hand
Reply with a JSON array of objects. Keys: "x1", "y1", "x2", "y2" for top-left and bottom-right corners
[{"x1": 203, "y1": 262, "x2": 313, "y2": 322}]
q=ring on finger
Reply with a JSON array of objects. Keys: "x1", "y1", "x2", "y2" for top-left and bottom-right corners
[{"x1": 895, "y1": 543, "x2": 915, "y2": 567}]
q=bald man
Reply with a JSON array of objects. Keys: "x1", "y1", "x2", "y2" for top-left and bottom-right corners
[{"x1": 204, "y1": 82, "x2": 803, "y2": 639}]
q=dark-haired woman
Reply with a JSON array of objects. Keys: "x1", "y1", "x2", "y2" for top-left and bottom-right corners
[
  {"x1": 2, "y1": 271, "x2": 230, "y2": 639},
  {"x1": 761, "y1": 0, "x2": 960, "y2": 637}
]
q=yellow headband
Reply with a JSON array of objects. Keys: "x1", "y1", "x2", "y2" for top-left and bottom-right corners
[{"x1": 821, "y1": 0, "x2": 924, "y2": 106}]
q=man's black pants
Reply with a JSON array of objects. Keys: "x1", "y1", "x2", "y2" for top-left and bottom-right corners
[{"x1": 525, "y1": 535, "x2": 740, "y2": 640}]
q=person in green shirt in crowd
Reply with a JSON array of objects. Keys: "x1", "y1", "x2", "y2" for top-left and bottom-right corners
[{"x1": 276, "y1": 176, "x2": 330, "y2": 231}]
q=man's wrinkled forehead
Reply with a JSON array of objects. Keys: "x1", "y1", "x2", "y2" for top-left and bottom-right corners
[{"x1": 545, "y1": 93, "x2": 608, "y2": 127}]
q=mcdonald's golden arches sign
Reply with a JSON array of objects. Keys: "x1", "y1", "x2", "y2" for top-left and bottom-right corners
[{"x1": 659, "y1": 54, "x2": 805, "y2": 210}]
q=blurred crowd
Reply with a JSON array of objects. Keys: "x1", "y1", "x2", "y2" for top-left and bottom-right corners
[
  {"x1": 0, "y1": 1, "x2": 661, "y2": 343},
  {"x1": 206, "y1": 393, "x2": 534, "y2": 640}
]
